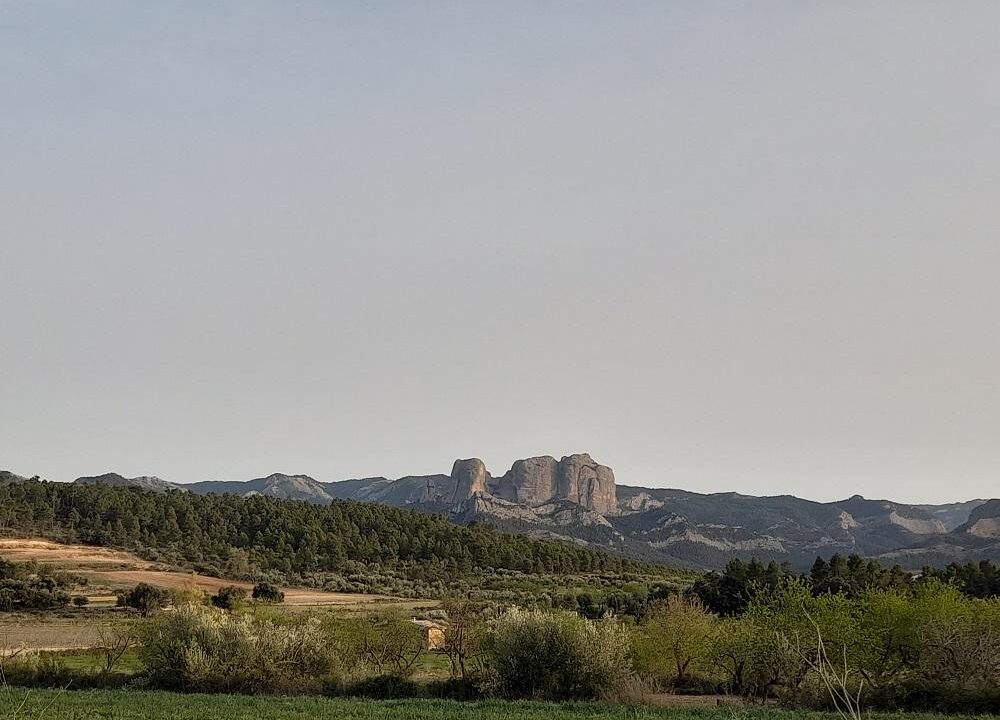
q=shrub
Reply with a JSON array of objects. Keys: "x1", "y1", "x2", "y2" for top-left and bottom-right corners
[
  {"x1": 139, "y1": 604, "x2": 337, "y2": 693},
  {"x1": 480, "y1": 608, "x2": 633, "y2": 700},
  {"x1": 0, "y1": 560, "x2": 72, "y2": 611},
  {"x1": 210, "y1": 585, "x2": 247, "y2": 611},
  {"x1": 171, "y1": 584, "x2": 210, "y2": 607},
  {"x1": 117, "y1": 583, "x2": 170, "y2": 615},
  {"x1": 72, "y1": 595, "x2": 90, "y2": 607},
  {"x1": 251, "y1": 582, "x2": 285, "y2": 603}
]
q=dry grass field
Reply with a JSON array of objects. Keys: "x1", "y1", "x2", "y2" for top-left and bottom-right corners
[
  {"x1": 0, "y1": 538, "x2": 403, "y2": 605},
  {"x1": 0, "y1": 537, "x2": 437, "y2": 650}
]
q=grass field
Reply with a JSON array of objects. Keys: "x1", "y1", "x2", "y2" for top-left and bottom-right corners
[{"x1": 0, "y1": 690, "x2": 988, "y2": 720}]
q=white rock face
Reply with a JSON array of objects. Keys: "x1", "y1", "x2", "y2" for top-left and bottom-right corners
[
  {"x1": 618, "y1": 492, "x2": 665, "y2": 515},
  {"x1": 888, "y1": 510, "x2": 946, "y2": 535},
  {"x1": 837, "y1": 512, "x2": 859, "y2": 530},
  {"x1": 967, "y1": 517, "x2": 1000, "y2": 538},
  {"x1": 651, "y1": 528, "x2": 786, "y2": 553}
]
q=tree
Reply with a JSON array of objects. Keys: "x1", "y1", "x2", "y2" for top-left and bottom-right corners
[
  {"x1": 440, "y1": 598, "x2": 485, "y2": 679},
  {"x1": 353, "y1": 613, "x2": 424, "y2": 676},
  {"x1": 710, "y1": 615, "x2": 803, "y2": 700},
  {"x1": 117, "y1": 583, "x2": 169, "y2": 616},
  {"x1": 97, "y1": 623, "x2": 137, "y2": 674},
  {"x1": 689, "y1": 558, "x2": 794, "y2": 616},
  {"x1": 211, "y1": 585, "x2": 247, "y2": 611},
  {"x1": 634, "y1": 595, "x2": 717, "y2": 686},
  {"x1": 251, "y1": 582, "x2": 285, "y2": 603}
]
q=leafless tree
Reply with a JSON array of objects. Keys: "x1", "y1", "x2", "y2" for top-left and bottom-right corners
[
  {"x1": 357, "y1": 614, "x2": 424, "y2": 676},
  {"x1": 800, "y1": 613, "x2": 864, "y2": 720},
  {"x1": 97, "y1": 623, "x2": 137, "y2": 675},
  {"x1": 440, "y1": 598, "x2": 485, "y2": 679}
]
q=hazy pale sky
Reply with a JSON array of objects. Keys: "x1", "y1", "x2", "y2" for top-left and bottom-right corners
[{"x1": 2, "y1": 2, "x2": 999, "y2": 503}]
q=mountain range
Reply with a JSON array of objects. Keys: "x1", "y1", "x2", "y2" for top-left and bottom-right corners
[{"x1": 9, "y1": 455, "x2": 998, "y2": 570}]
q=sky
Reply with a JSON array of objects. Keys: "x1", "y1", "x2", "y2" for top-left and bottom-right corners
[{"x1": 2, "y1": 2, "x2": 999, "y2": 504}]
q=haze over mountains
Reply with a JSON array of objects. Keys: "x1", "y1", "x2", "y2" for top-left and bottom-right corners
[{"x1": 35, "y1": 454, "x2": 994, "y2": 571}]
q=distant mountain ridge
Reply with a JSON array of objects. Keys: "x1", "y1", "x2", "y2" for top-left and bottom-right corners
[
  {"x1": 5, "y1": 455, "x2": 995, "y2": 570},
  {"x1": 0, "y1": 470, "x2": 30, "y2": 484},
  {"x1": 74, "y1": 473, "x2": 183, "y2": 493},
  {"x1": 187, "y1": 473, "x2": 333, "y2": 504}
]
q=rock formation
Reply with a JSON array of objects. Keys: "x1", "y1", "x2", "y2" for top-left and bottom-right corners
[
  {"x1": 487, "y1": 454, "x2": 616, "y2": 514},
  {"x1": 558, "y1": 453, "x2": 617, "y2": 514},
  {"x1": 450, "y1": 458, "x2": 490, "y2": 502}
]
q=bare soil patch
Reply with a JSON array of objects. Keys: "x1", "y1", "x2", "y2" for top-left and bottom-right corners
[
  {"x1": 0, "y1": 537, "x2": 407, "y2": 608},
  {"x1": 88, "y1": 569, "x2": 395, "y2": 606},
  {"x1": 0, "y1": 618, "x2": 104, "y2": 651},
  {"x1": 0, "y1": 539, "x2": 155, "y2": 570}
]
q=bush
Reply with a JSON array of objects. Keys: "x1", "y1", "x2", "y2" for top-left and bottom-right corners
[
  {"x1": 117, "y1": 583, "x2": 170, "y2": 615},
  {"x1": 72, "y1": 595, "x2": 90, "y2": 607},
  {"x1": 171, "y1": 585, "x2": 209, "y2": 607},
  {"x1": 139, "y1": 604, "x2": 338, "y2": 693},
  {"x1": 251, "y1": 582, "x2": 284, "y2": 603},
  {"x1": 0, "y1": 560, "x2": 72, "y2": 611},
  {"x1": 480, "y1": 608, "x2": 634, "y2": 700},
  {"x1": 210, "y1": 585, "x2": 247, "y2": 611}
]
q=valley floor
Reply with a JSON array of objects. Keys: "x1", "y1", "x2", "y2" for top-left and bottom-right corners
[{"x1": 0, "y1": 690, "x2": 991, "y2": 720}]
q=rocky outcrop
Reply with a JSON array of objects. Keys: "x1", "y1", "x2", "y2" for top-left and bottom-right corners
[
  {"x1": 916, "y1": 499, "x2": 988, "y2": 532},
  {"x1": 495, "y1": 456, "x2": 559, "y2": 504},
  {"x1": 960, "y1": 499, "x2": 1000, "y2": 538},
  {"x1": 888, "y1": 510, "x2": 946, "y2": 535},
  {"x1": 450, "y1": 459, "x2": 490, "y2": 502},
  {"x1": 489, "y1": 454, "x2": 617, "y2": 515},
  {"x1": 618, "y1": 491, "x2": 665, "y2": 515},
  {"x1": 558, "y1": 454, "x2": 617, "y2": 514},
  {"x1": 835, "y1": 511, "x2": 859, "y2": 530},
  {"x1": 967, "y1": 518, "x2": 1000, "y2": 538}
]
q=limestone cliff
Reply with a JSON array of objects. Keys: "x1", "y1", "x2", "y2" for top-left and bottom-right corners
[{"x1": 480, "y1": 454, "x2": 617, "y2": 515}]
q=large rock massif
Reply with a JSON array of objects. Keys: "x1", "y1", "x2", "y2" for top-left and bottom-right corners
[{"x1": 10, "y1": 454, "x2": 991, "y2": 570}]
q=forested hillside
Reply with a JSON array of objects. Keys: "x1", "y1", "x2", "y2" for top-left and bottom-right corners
[{"x1": 0, "y1": 480, "x2": 662, "y2": 579}]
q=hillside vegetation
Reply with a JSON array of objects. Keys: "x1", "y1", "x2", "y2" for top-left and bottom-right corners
[{"x1": 0, "y1": 480, "x2": 673, "y2": 585}]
